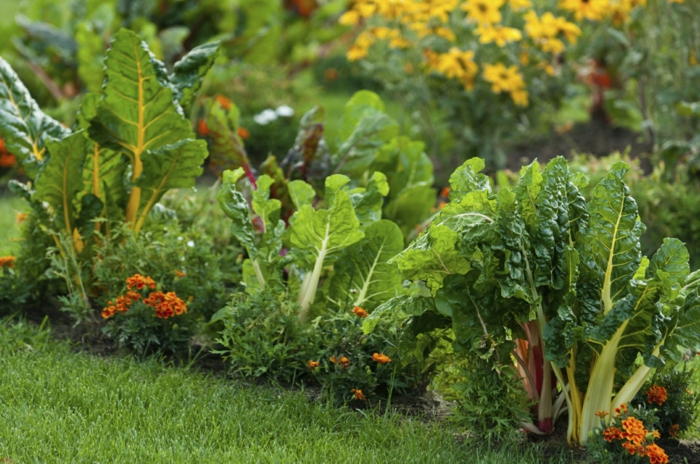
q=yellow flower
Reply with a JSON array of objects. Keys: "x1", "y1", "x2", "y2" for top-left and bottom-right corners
[
  {"x1": 16, "y1": 212, "x2": 28, "y2": 224},
  {"x1": 432, "y1": 48, "x2": 479, "y2": 86},
  {"x1": 482, "y1": 63, "x2": 525, "y2": 93},
  {"x1": 477, "y1": 25, "x2": 522, "y2": 47},
  {"x1": 433, "y1": 26, "x2": 457, "y2": 42},
  {"x1": 509, "y1": 0, "x2": 532, "y2": 10},
  {"x1": 559, "y1": 0, "x2": 610, "y2": 21},
  {"x1": 356, "y1": 2, "x2": 377, "y2": 18},
  {"x1": 511, "y1": 89, "x2": 529, "y2": 107},
  {"x1": 668, "y1": 0, "x2": 684, "y2": 3},
  {"x1": 389, "y1": 37, "x2": 412, "y2": 49},
  {"x1": 461, "y1": 0, "x2": 505, "y2": 25},
  {"x1": 339, "y1": 10, "x2": 360, "y2": 26},
  {"x1": 347, "y1": 45, "x2": 368, "y2": 61}
]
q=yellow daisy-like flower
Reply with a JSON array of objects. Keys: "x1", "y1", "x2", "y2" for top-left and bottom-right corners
[
  {"x1": 476, "y1": 25, "x2": 522, "y2": 47},
  {"x1": 511, "y1": 89, "x2": 529, "y2": 107},
  {"x1": 559, "y1": 0, "x2": 610, "y2": 21},
  {"x1": 461, "y1": 0, "x2": 505, "y2": 25},
  {"x1": 483, "y1": 63, "x2": 524, "y2": 93},
  {"x1": 668, "y1": 0, "x2": 684, "y2": 3},
  {"x1": 347, "y1": 45, "x2": 368, "y2": 61},
  {"x1": 432, "y1": 47, "x2": 479, "y2": 82},
  {"x1": 339, "y1": 10, "x2": 361, "y2": 26}
]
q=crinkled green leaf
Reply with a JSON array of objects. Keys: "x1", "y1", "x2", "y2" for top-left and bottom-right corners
[
  {"x1": 362, "y1": 294, "x2": 437, "y2": 334},
  {"x1": 327, "y1": 220, "x2": 403, "y2": 311},
  {"x1": 349, "y1": 171, "x2": 389, "y2": 227},
  {"x1": 288, "y1": 180, "x2": 316, "y2": 210},
  {"x1": 449, "y1": 157, "x2": 491, "y2": 200},
  {"x1": 0, "y1": 57, "x2": 70, "y2": 180},
  {"x1": 169, "y1": 41, "x2": 220, "y2": 111},
  {"x1": 33, "y1": 132, "x2": 89, "y2": 234},
  {"x1": 134, "y1": 138, "x2": 207, "y2": 230},
  {"x1": 218, "y1": 168, "x2": 255, "y2": 253},
  {"x1": 396, "y1": 224, "x2": 471, "y2": 293}
]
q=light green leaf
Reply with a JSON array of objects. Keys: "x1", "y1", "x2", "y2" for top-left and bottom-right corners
[
  {"x1": 76, "y1": 21, "x2": 105, "y2": 93},
  {"x1": 0, "y1": 57, "x2": 70, "y2": 180},
  {"x1": 449, "y1": 158, "x2": 491, "y2": 200},
  {"x1": 33, "y1": 132, "x2": 89, "y2": 234},
  {"x1": 288, "y1": 180, "x2": 316, "y2": 210},
  {"x1": 327, "y1": 220, "x2": 403, "y2": 311},
  {"x1": 169, "y1": 41, "x2": 221, "y2": 111},
  {"x1": 218, "y1": 168, "x2": 256, "y2": 253},
  {"x1": 349, "y1": 171, "x2": 389, "y2": 226}
]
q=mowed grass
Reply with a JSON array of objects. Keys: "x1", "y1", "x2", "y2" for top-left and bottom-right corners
[{"x1": 0, "y1": 318, "x2": 581, "y2": 464}]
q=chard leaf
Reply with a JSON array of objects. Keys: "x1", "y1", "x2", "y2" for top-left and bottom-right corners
[
  {"x1": 335, "y1": 91, "x2": 399, "y2": 178},
  {"x1": 288, "y1": 180, "x2": 316, "y2": 210},
  {"x1": 449, "y1": 157, "x2": 491, "y2": 199},
  {"x1": 88, "y1": 28, "x2": 195, "y2": 225},
  {"x1": 396, "y1": 224, "x2": 471, "y2": 293},
  {"x1": 78, "y1": 93, "x2": 127, "y2": 214},
  {"x1": 577, "y1": 162, "x2": 645, "y2": 315},
  {"x1": 33, "y1": 132, "x2": 89, "y2": 234},
  {"x1": 218, "y1": 168, "x2": 255, "y2": 253},
  {"x1": 204, "y1": 96, "x2": 252, "y2": 178},
  {"x1": 280, "y1": 105, "x2": 331, "y2": 187},
  {"x1": 169, "y1": 41, "x2": 221, "y2": 111},
  {"x1": 373, "y1": 136, "x2": 433, "y2": 195},
  {"x1": 327, "y1": 220, "x2": 403, "y2": 311},
  {"x1": 362, "y1": 294, "x2": 436, "y2": 334},
  {"x1": 252, "y1": 175, "x2": 282, "y2": 234},
  {"x1": 384, "y1": 185, "x2": 436, "y2": 237},
  {"x1": 134, "y1": 139, "x2": 208, "y2": 231},
  {"x1": 348, "y1": 171, "x2": 389, "y2": 227},
  {"x1": 0, "y1": 57, "x2": 70, "y2": 179}
]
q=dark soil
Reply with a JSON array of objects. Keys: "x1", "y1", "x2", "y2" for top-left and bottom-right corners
[{"x1": 505, "y1": 118, "x2": 654, "y2": 173}]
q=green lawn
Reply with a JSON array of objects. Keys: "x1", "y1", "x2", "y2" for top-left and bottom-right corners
[{"x1": 0, "y1": 318, "x2": 576, "y2": 464}]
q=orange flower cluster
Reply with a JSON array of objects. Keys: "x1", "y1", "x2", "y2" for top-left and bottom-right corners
[
  {"x1": 372, "y1": 353, "x2": 392, "y2": 364},
  {"x1": 351, "y1": 388, "x2": 366, "y2": 401},
  {"x1": 102, "y1": 274, "x2": 187, "y2": 320},
  {"x1": 595, "y1": 410, "x2": 608, "y2": 418},
  {"x1": 307, "y1": 360, "x2": 320, "y2": 370},
  {"x1": 646, "y1": 385, "x2": 668, "y2": 406},
  {"x1": 329, "y1": 355, "x2": 351, "y2": 368},
  {"x1": 16, "y1": 212, "x2": 28, "y2": 224},
  {"x1": 0, "y1": 138, "x2": 16, "y2": 168},
  {"x1": 601, "y1": 407, "x2": 668, "y2": 464},
  {"x1": 144, "y1": 291, "x2": 188, "y2": 319},
  {"x1": 352, "y1": 306, "x2": 368, "y2": 317},
  {"x1": 0, "y1": 256, "x2": 16, "y2": 268}
]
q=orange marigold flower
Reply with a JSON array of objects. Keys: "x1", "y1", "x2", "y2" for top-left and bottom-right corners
[
  {"x1": 651, "y1": 430, "x2": 661, "y2": 439},
  {"x1": 214, "y1": 94, "x2": 232, "y2": 111},
  {"x1": 440, "y1": 186, "x2": 450, "y2": 198},
  {"x1": 237, "y1": 127, "x2": 250, "y2": 140},
  {"x1": 647, "y1": 385, "x2": 668, "y2": 405},
  {"x1": 16, "y1": 212, "x2": 28, "y2": 224},
  {"x1": 175, "y1": 270, "x2": 186, "y2": 278},
  {"x1": 126, "y1": 274, "x2": 156, "y2": 291},
  {"x1": 144, "y1": 291, "x2": 187, "y2": 318},
  {"x1": 339, "y1": 356, "x2": 350, "y2": 369},
  {"x1": 621, "y1": 441, "x2": 646, "y2": 457},
  {"x1": 0, "y1": 256, "x2": 16, "y2": 268},
  {"x1": 645, "y1": 443, "x2": 668, "y2": 464},
  {"x1": 351, "y1": 388, "x2": 366, "y2": 401},
  {"x1": 372, "y1": 353, "x2": 392, "y2": 364},
  {"x1": 603, "y1": 427, "x2": 623, "y2": 442},
  {"x1": 307, "y1": 360, "x2": 319, "y2": 370},
  {"x1": 621, "y1": 417, "x2": 648, "y2": 445},
  {"x1": 352, "y1": 306, "x2": 368, "y2": 318},
  {"x1": 595, "y1": 410, "x2": 608, "y2": 418},
  {"x1": 101, "y1": 305, "x2": 116, "y2": 319},
  {"x1": 669, "y1": 424, "x2": 679, "y2": 438},
  {"x1": 615, "y1": 403, "x2": 628, "y2": 416},
  {"x1": 0, "y1": 153, "x2": 16, "y2": 168},
  {"x1": 197, "y1": 118, "x2": 209, "y2": 137},
  {"x1": 330, "y1": 355, "x2": 338, "y2": 364}
]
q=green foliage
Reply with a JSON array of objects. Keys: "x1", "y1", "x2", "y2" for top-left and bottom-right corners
[
  {"x1": 376, "y1": 155, "x2": 700, "y2": 445},
  {"x1": 212, "y1": 290, "x2": 316, "y2": 383},
  {"x1": 632, "y1": 364, "x2": 700, "y2": 439}
]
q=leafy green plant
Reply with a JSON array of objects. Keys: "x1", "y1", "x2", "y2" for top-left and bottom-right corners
[
  {"x1": 367, "y1": 156, "x2": 700, "y2": 446},
  {"x1": 632, "y1": 364, "x2": 700, "y2": 439},
  {"x1": 212, "y1": 290, "x2": 316, "y2": 383},
  {"x1": 0, "y1": 29, "x2": 219, "y2": 307}
]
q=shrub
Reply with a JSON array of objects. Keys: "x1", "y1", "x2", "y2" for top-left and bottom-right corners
[
  {"x1": 101, "y1": 274, "x2": 196, "y2": 357},
  {"x1": 212, "y1": 290, "x2": 316, "y2": 384},
  {"x1": 632, "y1": 364, "x2": 700, "y2": 439}
]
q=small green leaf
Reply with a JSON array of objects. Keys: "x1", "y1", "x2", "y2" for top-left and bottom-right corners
[{"x1": 169, "y1": 41, "x2": 221, "y2": 111}]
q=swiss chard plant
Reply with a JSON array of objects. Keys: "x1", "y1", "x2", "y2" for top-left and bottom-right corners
[
  {"x1": 218, "y1": 165, "x2": 404, "y2": 323},
  {"x1": 0, "y1": 29, "x2": 219, "y2": 301},
  {"x1": 200, "y1": 90, "x2": 436, "y2": 240},
  {"x1": 366, "y1": 156, "x2": 700, "y2": 445}
]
